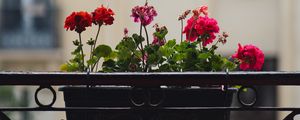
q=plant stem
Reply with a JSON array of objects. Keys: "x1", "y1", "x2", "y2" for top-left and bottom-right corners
[
  {"x1": 93, "y1": 24, "x2": 102, "y2": 51},
  {"x1": 181, "y1": 20, "x2": 183, "y2": 43},
  {"x1": 95, "y1": 62, "x2": 100, "y2": 72},
  {"x1": 137, "y1": 44, "x2": 142, "y2": 51},
  {"x1": 91, "y1": 56, "x2": 101, "y2": 71},
  {"x1": 199, "y1": 41, "x2": 202, "y2": 49},
  {"x1": 209, "y1": 40, "x2": 220, "y2": 51},
  {"x1": 78, "y1": 33, "x2": 85, "y2": 71},
  {"x1": 140, "y1": 22, "x2": 145, "y2": 70},
  {"x1": 89, "y1": 45, "x2": 93, "y2": 71},
  {"x1": 88, "y1": 24, "x2": 101, "y2": 72},
  {"x1": 143, "y1": 26, "x2": 150, "y2": 46}
]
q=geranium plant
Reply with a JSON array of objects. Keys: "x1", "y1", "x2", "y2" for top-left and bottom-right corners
[
  {"x1": 61, "y1": 2, "x2": 265, "y2": 73},
  {"x1": 61, "y1": 5, "x2": 115, "y2": 72}
]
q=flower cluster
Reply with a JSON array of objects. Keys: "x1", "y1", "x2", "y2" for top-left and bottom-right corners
[
  {"x1": 62, "y1": 5, "x2": 115, "y2": 72},
  {"x1": 64, "y1": 5, "x2": 115, "y2": 34},
  {"x1": 92, "y1": 5, "x2": 115, "y2": 25},
  {"x1": 232, "y1": 44, "x2": 265, "y2": 70},
  {"x1": 152, "y1": 24, "x2": 168, "y2": 46},
  {"x1": 218, "y1": 32, "x2": 229, "y2": 45},
  {"x1": 183, "y1": 7, "x2": 219, "y2": 46},
  {"x1": 131, "y1": 2, "x2": 157, "y2": 26},
  {"x1": 64, "y1": 11, "x2": 92, "y2": 33}
]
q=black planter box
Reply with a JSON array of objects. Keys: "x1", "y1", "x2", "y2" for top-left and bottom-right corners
[{"x1": 60, "y1": 86, "x2": 236, "y2": 120}]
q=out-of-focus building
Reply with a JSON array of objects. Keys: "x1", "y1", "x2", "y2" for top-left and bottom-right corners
[{"x1": 0, "y1": 0, "x2": 299, "y2": 120}]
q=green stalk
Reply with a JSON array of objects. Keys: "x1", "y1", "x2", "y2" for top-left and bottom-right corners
[
  {"x1": 78, "y1": 33, "x2": 85, "y2": 71},
  {"x1": 143, "y1": 25, "x2": 150, "y2": 72},
  {"x1": 93, "y1": 24, "x2": 102, "y2": 51},
  {"x1": 95, "y1": 62, "x2": 100, "y2": 72},
  {"x1": 181, "y1": 20, "x2": 183, "y2": 43},
  {"x1": 88, "y1": 24, "x2": 101, "y2": 72},
  {"x1": 143, "y1": 26, "x2": 150, "y2": 46},
  {"x1": 89, "y1": 45, "x2": 93, "y2": 72},
  {"x1": 91, "y1": 57, "x2": 100, "y2": 71},
  {"x1": 140, "y1": 22, "x2": 145, "y2": 70}
]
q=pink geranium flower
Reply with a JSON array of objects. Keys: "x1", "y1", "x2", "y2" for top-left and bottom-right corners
[
  {"x1": 183, "y1": 16, "x2": 219, "y2": 46},
  {"x1": 130, "y1": 3, "x2": 157, "y2": 26},
  {"x1": 232, "y1": 43, "x2": 265, "y2": 71},
  {"x1": 182, "y1": 17, "x2": 198, "y2": 42}
]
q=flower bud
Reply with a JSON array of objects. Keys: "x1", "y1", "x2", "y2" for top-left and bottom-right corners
[{"x1": 73, "y1": 40, "x2": 80, "y2": 46}]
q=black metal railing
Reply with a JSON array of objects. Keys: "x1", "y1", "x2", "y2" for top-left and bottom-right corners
[{"x1": 0, "y1": 72, "x2": 299, "y2": 120}]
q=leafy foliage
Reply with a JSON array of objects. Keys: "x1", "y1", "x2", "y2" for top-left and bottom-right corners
[
  {"x1": 101, "y1": 33, "x2": 237, "y2": 72},
  {"x1": 62, "y1": 29, "x2": 237, "y2": 73}
]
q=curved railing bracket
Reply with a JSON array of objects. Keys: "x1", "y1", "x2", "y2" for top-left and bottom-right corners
[
  {"x1": 34, "y1": 85, "x2": 57, "y2": 108},
  {"x1": 0, "y1": 111, "x2": 10, "y2": 120},
  {"x1": 284, "y1": 110, "x2": 300, "y2": 120}
]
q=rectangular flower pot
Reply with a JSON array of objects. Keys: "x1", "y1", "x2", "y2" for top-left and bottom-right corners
[{"x1": 60, "y1": 86, "x2": 236, "y2": 120}]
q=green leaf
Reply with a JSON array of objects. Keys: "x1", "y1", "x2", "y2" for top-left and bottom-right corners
[
  {"x1": 70, "y1": 53, "x2": 84, "y2": 63},
  {"x1": 71, "y1": 46, "x2": 82, "y2": 55},
  {"x1": 60, "y1": 64, "x2": 68, "y2": 71},
  {"x1": 102, "y1": 59, "x2": 117, "y2": 72},
  {"x1": 103, "y1": 59, "x2": 116, "y2": 68},
  {"x1": 104, "y1": 51, "x2": 117, "y2": 61},
  {"x1": 93, "y1": 45, "x2": 112, "y2": 58},
  {"x1": 172, "y1": 53, "x2": 184, "y2": 61},
  {"x1": 159, "y1": 47, "x2": 174, "y2": 57},
  {"x1": 134, "y1": 50, "x2": 142, "y2": 58},
  {"x1": 223, "y1": 58, "x2": 237, "y2": 71},
  {"x1": 198, "y1": 53, "x2": 212, "y2": 59},
  {"x1": 132, "y1": 33, "x2": 145, "y2": 44},
  {"x1": 147, "y1": 54, "x2": 158, "y2": 65},
  {"x1": 61, "y1": 62, "x2": 80, "y2": 72},
  {"x1": 117, "y1": 38, "x2": 137, "y2": 51},
  {"x1": 87, "y1": 56, "x2": 98, "y2": 66},
  {"x1": 233, "y1": 85, "x2": 248, "y2": 92},
  {"x1": 165, "y1": 39, "x2": 176, "y2": 48},
  {"x1": 117, "y1": 49, "x2": 132, "y2": 60},
  {"x1": 158, "y1": 64, "x2": 171, "y2": 71},
  {"x1": 154, "y1": 29, "x2": 168, "y2": 40},
  {"x1": 210, "y1": 55, "x2": 224, "y2": 71}
]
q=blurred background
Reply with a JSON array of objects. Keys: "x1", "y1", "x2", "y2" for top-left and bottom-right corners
[{"x1": 0, "y1": 0, "x2": 297, "y2": 119}]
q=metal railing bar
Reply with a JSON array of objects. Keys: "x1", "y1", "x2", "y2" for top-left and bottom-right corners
[
  {"x1": 0, "y1": 71, "x2": 299, "y2": 86},
  {"x1": 0, "y1": 107, "x2": 300, "y2": 112}
]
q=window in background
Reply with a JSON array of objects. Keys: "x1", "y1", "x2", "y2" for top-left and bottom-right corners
[{"x1": 0, "y1": 0, "x2": 57, "y2": 49}]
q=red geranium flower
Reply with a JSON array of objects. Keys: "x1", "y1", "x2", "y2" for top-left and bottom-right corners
[
  {"x1": 64, "y1": 11, "x2": 92, "y2": 33},
  {"x1": 92, "y1": 5, "x2": 115, "y2": 25},
  {"x1": 195, "y1": 16, "x2": 219, "y2": 46},
  {"x1": 183, "y1": 16, "x2": 219, "y2": 46},
  {"x1": 182, "y1": 17, "x2": 198, "y2": 42},
  {"x1": 232, "y1": 43, "x2": 265, "y2": 71}
]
